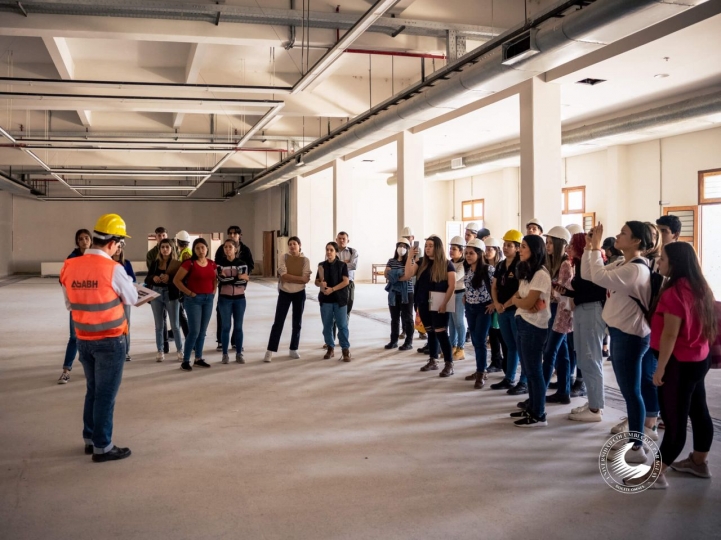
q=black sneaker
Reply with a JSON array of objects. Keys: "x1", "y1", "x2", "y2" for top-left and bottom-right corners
[
  {"x1": 399, "y1": 342, "x2": 413, "y2": 351},
  {"x1": 514, "y1": 414, "x2": 547, "y2": 428},
  {"x1": 548, "y1": 381, "x2": 558, "y2": 390},
  {"x1": 487, "y1": 366, "x2": 503, "y2": 373},
  {"x1": 517, "y1": 399, "x2": 529, "y2": 410},
  {"x1": 384, "y1": 342, "x2": 398, "y2": 350},
  {"x1": 490, "y1": 378, "x2": 514, "y2": 390},
  {"x1": 92, "y1": 445, "x2": 132, "y2": 462},
  {"x1": 546, "y1": 393, "x2": 571, "y2": 405},
  {"x1": 602, "y1": 349, "x2": 610, "y2": 358},
  {"x1": 180, "y1": 362, "x2": 193, "y2": 371},
  {"x1": 84, "y1": 444, "x2": 93, "y2": 455},
  {"x1": 510, "y1": 410, "x2": 529, "y2": 418},
  {"x1": 570, "y1": 379, "x2": 587, "y2": 398},
  {"x1": 216, "y1": 343, "x2": 223, "y2": 351},
  {"x1": 163, "y1": 341, "x2": 170, "y2": 354},
  {"x1": 194, "y1": 359, "x2": 211, "y2": 368},
  {"x1": 507, "y1": 382, "x2": 528, "y2": 395},
  {"x1": 417, "y1": 345, "x2": 430, "y2": 354}
]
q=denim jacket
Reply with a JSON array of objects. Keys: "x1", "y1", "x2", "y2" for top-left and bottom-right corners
[{"x1": 385, "y1": 268, "x2": 410, "y2": 306}]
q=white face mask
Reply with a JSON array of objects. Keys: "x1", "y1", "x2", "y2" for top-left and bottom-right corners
[{"x1": 397, "y1": 247, "x2": 407, "y2": 257}]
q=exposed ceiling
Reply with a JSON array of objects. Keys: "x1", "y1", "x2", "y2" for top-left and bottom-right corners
[{"x1": 0, "y1": 0, "x2": 719, "y2": 198}]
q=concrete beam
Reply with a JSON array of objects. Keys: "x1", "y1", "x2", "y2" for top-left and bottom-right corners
[
  {"x1": 42, "y1": 37, "x2": 91, "y2": 127},
  {"x1": 173, "y1": 43, "x2": 209, "y2": 129}
]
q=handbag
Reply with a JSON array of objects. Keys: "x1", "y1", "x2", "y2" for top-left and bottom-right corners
[{"x1": 414, "y1": 312, "x2": 425, "y2": 334}]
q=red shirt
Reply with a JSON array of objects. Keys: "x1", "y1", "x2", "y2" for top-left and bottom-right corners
[
  {"x1": 181, "y1": 259, "x2": 217, "y2": 295},
  {"x1": 650, "y1": 278, "x2": 709, "y2": 361}
]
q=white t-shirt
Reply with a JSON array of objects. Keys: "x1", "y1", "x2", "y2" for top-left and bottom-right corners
[{"x1": 516, "y1": 267, "x2": 552, "y2": 329}]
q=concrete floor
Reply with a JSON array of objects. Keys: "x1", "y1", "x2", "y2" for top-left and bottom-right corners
[{"x1": 1, "y1": 277, "x2": 720, "y2": 540}]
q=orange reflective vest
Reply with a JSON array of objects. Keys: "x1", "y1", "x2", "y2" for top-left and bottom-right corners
[{"x1": 60, "y1": 254, "x2": 128, "y2": 340}]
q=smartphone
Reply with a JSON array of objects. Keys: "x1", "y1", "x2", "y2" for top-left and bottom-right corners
[{"x1": 413, "y1": 240, "x2": 420, "y2": 260}]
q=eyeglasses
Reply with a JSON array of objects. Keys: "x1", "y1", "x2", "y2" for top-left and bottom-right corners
[{"x1": 117, "y1": 239, "x2": 126, "y2": 248}]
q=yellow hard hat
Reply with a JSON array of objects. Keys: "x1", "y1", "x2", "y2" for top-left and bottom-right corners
[
  {"x1": 502, "y1": 229, "x2": 523, "y2": 244},
  {"x1": 93, "y1": 213, "x2": 131, "y2": 238}
]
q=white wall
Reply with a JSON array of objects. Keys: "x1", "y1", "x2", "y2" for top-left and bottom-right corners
[
  {"x1": 0, "y1": 191, "x2": 12, "y2": 277},
  {"x1": 251, "y1": 185, "x2": 283, "y2": 271},
  {"x1": 11, "y1": 196, "x2": 256, "y2": 274},
  {"x1": 296, "y1": 171, "x2": 334, "y2": 273}
]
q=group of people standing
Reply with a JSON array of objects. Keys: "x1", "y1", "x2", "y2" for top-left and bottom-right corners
[{"x1": 381, "y1": 215, "x2": 716, "y2": 490}]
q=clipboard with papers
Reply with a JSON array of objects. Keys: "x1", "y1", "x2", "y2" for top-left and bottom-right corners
[
  {"x1": 134, "y1": 283, "x2": 160, "y2": 307},
  {"x1": 429, "y1": 291, "x2": 455, "y2": 313}
]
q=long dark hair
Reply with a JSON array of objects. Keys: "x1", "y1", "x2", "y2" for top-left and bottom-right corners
[
  {"x1": 391, "y1": 242, "x2": 409, "y2": 265},
  {"x1": 191, "y1": 238, "x2": 209, "y2": 261},
  {"x1": 463, "y1": 247, "x2": 491, "y2": 290},
  {"x1": 663, "y1": 242, "x2": 717, "y2": 343},
  {"x1": 156, "y1": 238, "x2": 176, "y2": 262},
  {"x1": 546, "y1": 236, "x2": 568, "y2": 280},
  {"x1": 74, "y1": 228, "x2": 91, "y2": 246},
  {"x1": 517, "y1": 235, "x2": 548, "y2": 281}
]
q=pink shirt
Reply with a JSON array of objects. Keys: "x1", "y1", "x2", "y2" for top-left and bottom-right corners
[{"x1": 650, "y1": 278, "x2": 709, "y2": 361}]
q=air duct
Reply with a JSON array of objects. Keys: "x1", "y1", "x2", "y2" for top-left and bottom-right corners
[
  {"x1": 244, "y1": 0, "x2": 710, "y2": 193},
  {"x1": 422, "y1": 88, "x2": 721, "y2": 178}
]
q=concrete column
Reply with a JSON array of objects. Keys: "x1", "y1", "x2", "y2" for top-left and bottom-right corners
[
  {"x1": 519, "y1": 77, "x2": 563, "y2": 229},
  {"x1": 333, "y1": 158, "x2": 353, "y2": 235},
  {"x1": 396, "y1": 130, "x2": 425, "y2": 239},
  {"x1": 501, "y1": 167, "x2": 521, "y2": 232},
  {"x1": 605, "y1": 146, "x2": 628, "y2": 234}
]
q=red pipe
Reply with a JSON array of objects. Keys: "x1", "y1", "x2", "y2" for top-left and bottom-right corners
[{"x1": 345, "y1": 48, "x2": 446, "y2": 60}]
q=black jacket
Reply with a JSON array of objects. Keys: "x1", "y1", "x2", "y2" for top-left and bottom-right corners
[
  {"x1": 215, "y1": 242, "x2": 254, "y2": 273},
  {"x1": 566, "y1": 259, "x2": 606, "y2": 306}
]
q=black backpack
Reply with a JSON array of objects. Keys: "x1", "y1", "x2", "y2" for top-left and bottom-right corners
[{"x1": 629, "y1": 259, "x2": 664, "y2": 323}]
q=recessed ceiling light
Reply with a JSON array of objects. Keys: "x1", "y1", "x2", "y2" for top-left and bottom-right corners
[
  {"x1": 654, "y1": 73, "x2": 669, "y2": 78},
  {"x1": 362, "y1": 159, "x2": 374, "y2": 163}
]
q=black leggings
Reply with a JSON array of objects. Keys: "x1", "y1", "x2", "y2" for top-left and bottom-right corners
[
  {"x1": 389, "y1": 292, "x2": 414, "y2": 343},
  {"x1": 418, "y1": 302, "x2": 453, "y2": 363},
  {"x1": 657, "y1": 353, "x2": 713, "y2": 466}
]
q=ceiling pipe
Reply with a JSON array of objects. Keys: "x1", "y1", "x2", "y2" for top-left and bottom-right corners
[
  {"x1": 291, "y1": 0, "x2": 400, "y2": 95},
  {"x1": 345, "y1": 48, "x2": 446, "y2": 60},
  {"x1": 69, "y1": 185, "x2": 197, "y2": 191},
  {"x1": 243, "y1": 0, "x2": 710, "y2": 192},
  {"x1": 39, "y1": 197, "x2": 231, "y2": 202},
  {"x1": 48, "y1": 169, "x2": 212, "y2": 177},
  {"x1": 9, "y1": 132, "x2": 301, "y2": 142},
  {"x1": 423, "y1": 88, "x2": 721, "y2": 177},
  {"x1": 0, "y1": 170, "x2": 38, "y2": 198},
  {"x1": 0, "y1": 77, "x2": 292, "y2": 94},
  {"x1": 0, "y1": 143, "x2": 289, "y2": 153}
]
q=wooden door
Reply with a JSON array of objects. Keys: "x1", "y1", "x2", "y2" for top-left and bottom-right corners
[{"x1": 263, "y1": 231, "x2": 275, "y2": 277}]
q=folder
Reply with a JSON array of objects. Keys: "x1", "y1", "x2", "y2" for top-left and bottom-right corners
[{"x1": 429, "y1": 291, "x2": 455, "y2": 313}]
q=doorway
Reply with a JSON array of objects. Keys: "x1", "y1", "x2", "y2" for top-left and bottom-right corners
[
  {"x1": 263, "y1": 231, "x2": 275, "y2": 277},
  {"x1": 701, "y1": 204, "x2": 721, "y2": 298}
]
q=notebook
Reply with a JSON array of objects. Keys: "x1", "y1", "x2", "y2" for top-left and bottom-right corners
[{"x1": 429, "y1": 291, "x2": 455, "y2": 313}]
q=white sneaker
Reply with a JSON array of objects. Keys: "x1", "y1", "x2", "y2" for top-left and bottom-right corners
[
  {"x1": 568, "y1": 408, "x2": 603, "y2": 422},
  {"x1": 156, "y1": 351, "x2": 164, "y2": 362},
  {"x1": 571, "y1": 402, "x2": 589, "y2": 415},
  {"x1": 289, "y1": 350, "x2": 300, "y2": 359},
  {"x1": 611, "y1": 417, "x2": 628, "y2": 434},
  {"x1": 177, "y1": 351, "x2": 184, "y2": 362},
  {"x1": 264, "y1": 351, "x2": 273, "y2": 363},
  {"x1": 58, "y1": 372, "x2": 70, "y2": 384},
  {"x1": 625, "y1": 445, "x2": 648, "y2": 464},
  {"x1": 645, "y1": 425, "x2": 659, "y2": 442}
]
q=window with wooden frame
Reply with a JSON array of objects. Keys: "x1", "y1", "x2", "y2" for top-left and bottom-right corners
[
  {"x1": 461, "y1": 198, "x2": 485, "y2": 224},
  {"x1": 663, "y1": 206, "x2": 699, "y2": 247},
  {"x1": 699, "y1": 168, "x2": 721, "y2": 204},
  {"x1": 562, "y1": 186, "x2": 585, "y2": 214}
]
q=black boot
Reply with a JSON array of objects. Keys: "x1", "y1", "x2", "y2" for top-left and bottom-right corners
[
  {"x1": 399, "y1": 339, "x2": 413, "y2": 351},
  {"x1": 570, "y1": 379, "x2": 587, "y2": 397}
]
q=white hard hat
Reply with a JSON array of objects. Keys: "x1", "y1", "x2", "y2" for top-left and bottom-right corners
[
  {"x1": 396, "y1": 237, "x2": 410, "y2": 247},
  {"x1": 466, "y1": 238, "x2": 485, "y2": 250},
  {"x1": 526, "y1": 218, "x2": 544, "y2": 232},
  {"x1": 449, "y1": 235, "x2": 465, "y2": 247},
  {"x1": 175, "y1": 230, "x2": 190, "y2": 242},
  {"x1": 465, "y1": 222, "x2": 480, "y2": 234},
  {"x1": 484, "y1": 237, "x2": 502, "y2": 249},
  {"x1": 401, "y1": 226, "x2": 414, "y2": 237},
  {"x1": 566, "y1": 223, "x2": 584, "y2": 236},
  {"x1": 545, "y1": 225, "x2": 571, "y2": 243}
]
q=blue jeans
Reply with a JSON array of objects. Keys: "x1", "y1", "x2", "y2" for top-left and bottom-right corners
[
  {"x1": 608, "y1": 327, "x2": 650, "y2": 444},
  {"x1": 465, "y1": 303, "x2": 492, "y2": 373},
  {"x1": 516, "y1": 316, "x2": 547, "y2": 420},
  {"x1": 150, "y1": 288, "x2": 182, "y2": 352},
  {"x1": 543, "y1": 303, "x2": 571, "y2": 395},
  {"x1": 123, "y1": 305, "x2": 131, "y2": 356},
  {"x1": 77, "y1": 336, "x2": 126, "y2": 453},
  {"x1": 63, "y1": 313, "x2": 77, "y2": 371},
  {"x1": 642, "y1": 348, "x2": 659, "y2": 417},
  {"x1": 184, "y1": 293, "x2": 215, "y2": 362},
  {"x1": 320, "y1": 302, "x2": 350, "y2": 349},
  {"x1": 498, "y1": 308, "x2": 525, "y2": 384},
  {"x1": 448, "y1": 293, "x2": 466, "y2": 348},
  {"x1": 218, "y1": 295, "x2": 247, "y2": 355},
  {"x1": 573, "y1": 302, "x2": 605, "y2": 409}
]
